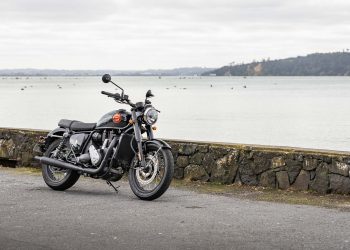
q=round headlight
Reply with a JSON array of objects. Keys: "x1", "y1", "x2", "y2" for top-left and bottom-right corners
[{"x1": 144, "y1": 108, "x2": 158, "y2": 125}]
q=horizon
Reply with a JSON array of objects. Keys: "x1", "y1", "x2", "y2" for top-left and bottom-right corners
[{"x1": 1, "y1": 51, "x2": 349, "y2": 72}]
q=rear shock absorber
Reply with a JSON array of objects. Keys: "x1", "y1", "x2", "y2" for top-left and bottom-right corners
[{"x1": 53, "y1": 130, "x2": 70, "y2": 158}]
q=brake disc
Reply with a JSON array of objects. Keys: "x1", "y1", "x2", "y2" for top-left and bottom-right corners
[{"x1": 136, "y1": 154, "x2": 159, "y2": 185}]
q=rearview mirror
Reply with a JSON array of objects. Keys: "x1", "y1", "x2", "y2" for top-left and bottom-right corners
[
  {"x1": 102, "y1": 74, "x2": 111, "y2": 83},
  {"x1": 146, "y1": 90, "x2": 154, "y2": 98}
]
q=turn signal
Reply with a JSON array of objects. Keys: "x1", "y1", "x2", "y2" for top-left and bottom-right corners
[
  {"x1": 152, "y1": 126, "x2": 157, "y2": 131},
  {"x1": 112, "y1": 113, "x2": 122, "y2": 123}
]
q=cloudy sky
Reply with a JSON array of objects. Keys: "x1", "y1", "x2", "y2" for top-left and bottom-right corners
[{"x1": 0, "y1": 0, "x2": 349, "y2": 70}]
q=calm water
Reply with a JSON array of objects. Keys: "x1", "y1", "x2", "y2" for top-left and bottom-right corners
[{"x1": 1, "y1": 76, "x2": 350, "y2": 151}]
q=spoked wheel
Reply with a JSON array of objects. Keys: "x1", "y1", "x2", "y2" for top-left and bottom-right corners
[
  {"x1": 41, "y1": 140, "x2": 80, "y2": 191},
  {"x1": 128, "y1": 143, "x2": 174, "y2": 200}
]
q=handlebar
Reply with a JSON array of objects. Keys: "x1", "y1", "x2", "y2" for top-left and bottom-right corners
[
  {"x1": 101, "y1": 91, "x2": 135, "y2": 107},
  {"x1": 101, "y1": 91, "x2": 115, "y2": 97}
]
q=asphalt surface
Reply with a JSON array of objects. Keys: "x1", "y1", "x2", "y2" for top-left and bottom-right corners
[{"x1": 1, "y1": 168, "x2": 350, "y2": 250}]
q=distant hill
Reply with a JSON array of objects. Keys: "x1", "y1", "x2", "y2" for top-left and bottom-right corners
[
  {"x1": 0, "y1": 67, "x2": 215, "y2": 76},
  {"x1": 203, "y1": 52, "x2": 350, "y2": 76}
]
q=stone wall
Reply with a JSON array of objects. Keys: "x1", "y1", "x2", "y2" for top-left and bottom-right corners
[{"x1": 1, "y1": 127, "x2": 350, "y2": 195}]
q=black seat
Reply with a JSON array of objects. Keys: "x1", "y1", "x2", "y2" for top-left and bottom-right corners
[{"x1": 58, "y1": 119, "x2": 96, "y2": 131}]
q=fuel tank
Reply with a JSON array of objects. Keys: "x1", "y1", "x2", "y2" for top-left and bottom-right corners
[{"x1": 96, "y1": 109, "x2": 131, "y2": 129}]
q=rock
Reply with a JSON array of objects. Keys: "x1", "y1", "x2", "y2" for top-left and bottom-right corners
[
  {"x1": 310, "y1": 163, "x2": 329, "y2": 194},
  {"x1": 234, "y1": 172, "x2": 242, "y2": 185},
  {"x1": 210, "y1": 151, "x2": 239, "y2": 184},
  {"x1": 202, "y1": 153, "x2": 216, "y2": 175},
  {"x1": 276, "y1": 171, "x2": 290, "y2": 190},
  {"x1": 259, "y1": 170, "x2": 276, "y2": 188},
  {"x1": 252, "y1": 156, "x2": 270, "y2": 174},
  {"x1": 176, "y1": 156, "x2": 189, "y2": 168},
  {"x1": 329, "y1": 161, "x2": 349, "y2": 177},
  {"x1": 174, "y1": 167, "x2": 184, "y2": 179},
  {"x1": 310, "y1": 170, "x2": 316, "y2": 180},
  {"x1": 178, "y1": 144, "x2": 197, "y2": 156},
  {"x1": 286, "y1": 162, "x2": 302, "y2": 184},
  {"x1": 239, "y1": 163, "x2": 258, "y2": 185},
  {"x1": 184, "y1": 164, "x2": 209, "y2": 182},
  {"x1": 189, "y1": 153, "x2": 205, "y2": 165},
  {"x1": 209, "y1": 146, "x2": 229, "y2": 160},
  {"x1": 329, "y1": 174, "x2": 350, "y2": 194},
  {"x1": 0, "y1": 139, "x2": 15, "y2": 158},
  {"x1": 291, "y1": 170, "x2": 310, "y2": 191},
  {"x1": 303, "y1": 158, "x2": 318, "y2": 171},
  {"x1": 197, "y1": 145, "x2": 209, "y2": 153},
  {"x1": 271, "y1": 157, "x2": 285, "y2": 168}
]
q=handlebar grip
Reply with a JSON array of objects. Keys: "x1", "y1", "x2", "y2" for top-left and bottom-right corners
[{"x1": 101, "y1": 91, "x2": 114, "y2": 96}]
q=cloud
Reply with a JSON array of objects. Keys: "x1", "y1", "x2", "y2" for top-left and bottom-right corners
[{"x1": 0, "y1": 0, "x2": 349, "y2": 69}]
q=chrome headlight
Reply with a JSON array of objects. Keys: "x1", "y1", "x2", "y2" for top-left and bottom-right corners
[{"x1": 143, "y1": 107, "x2": 158, "y2": 125}]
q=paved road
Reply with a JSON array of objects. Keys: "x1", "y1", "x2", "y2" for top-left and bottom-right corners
[{"x1": 1, "y1": 168, "x2": 350, "y2": 250}]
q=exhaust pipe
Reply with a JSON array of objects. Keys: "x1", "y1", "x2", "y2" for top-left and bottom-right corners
[{"x1": 34, "y1": 137, "x2": 118, "y2": 175}]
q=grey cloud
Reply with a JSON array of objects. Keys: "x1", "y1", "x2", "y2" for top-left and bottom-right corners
[{"x1": 0, "y1": 0, "x2": 349, "y2": 69}]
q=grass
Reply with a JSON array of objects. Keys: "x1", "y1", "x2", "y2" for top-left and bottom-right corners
[
  {"x1": 171, "y1": 179, "x2": 350, "y2": 211},
  {"x1": 2, "y1": 166, "x2": 350, "y2": 211}
]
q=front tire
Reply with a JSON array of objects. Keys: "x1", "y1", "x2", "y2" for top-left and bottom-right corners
[
  {"x1": 42, "y1": 140, "x2": 80, "y2": 191},
  {"x1": 128, "y1": 144, "x2": 174, "y2": 200}
]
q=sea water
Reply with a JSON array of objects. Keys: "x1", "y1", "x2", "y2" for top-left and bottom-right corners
[{"x1": 1, "y1": 76, "x2": 350, "y2": 151}]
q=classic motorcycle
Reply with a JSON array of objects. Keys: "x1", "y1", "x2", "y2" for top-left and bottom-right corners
[{"x1": 34, "y1": 74, "x2": 174, "y2": 200}]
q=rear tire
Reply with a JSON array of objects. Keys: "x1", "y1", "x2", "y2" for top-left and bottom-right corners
[
  {"x1": 42, "y1": 140, "x2": 80, "y2": 191},
  {"x1": 128, "y1": 144, "x2": 174, "y2": 201}
]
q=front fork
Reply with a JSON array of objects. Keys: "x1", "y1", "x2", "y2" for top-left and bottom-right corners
[{"x1": 131, "y1": 110, "x2": 146, "y2": 168}]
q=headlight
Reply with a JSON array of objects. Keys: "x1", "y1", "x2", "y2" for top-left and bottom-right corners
[{"x1": 143, "y1": 107, "x2": 158, "y2": 125}]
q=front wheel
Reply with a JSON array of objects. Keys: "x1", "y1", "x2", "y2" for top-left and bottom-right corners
[{"x1": 128, "y1": 144, "x2": 174, "y2": 200}]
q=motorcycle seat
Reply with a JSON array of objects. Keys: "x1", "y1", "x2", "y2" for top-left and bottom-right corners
[{"x1": 58, "y1": 119, "x2": 96, "y2": 131}]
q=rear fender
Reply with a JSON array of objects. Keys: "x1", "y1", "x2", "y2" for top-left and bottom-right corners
[{"x1": 43, "y1": 127, "x2": 66, "y2": 150}]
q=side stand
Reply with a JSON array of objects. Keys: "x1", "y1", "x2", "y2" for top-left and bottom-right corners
[{"x1": 106, "y1": 180, "x2": 119, "y2": 193}]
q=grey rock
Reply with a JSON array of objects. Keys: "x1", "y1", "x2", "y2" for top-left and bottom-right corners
[
  {"x1": 202, "y1": 153, "x2": 216, "y2": 175},
  {"x1": 209, "y1": 146, "x2": 229, "y2": 160},
  {"x1": 259, "y1": 170, "x2": 276, "y2": 188},
  {"x1": 253, "y1": 156, "x2": 270, "y2": 174},
  {"x1": 303, "y1": 158, "x2": 318, "y2": 171},
  {"x1": 197, "y1": 145, "x2": 209, "y2": 153},
  {"x1": 210, "y1": 151, "x2": 239, "y2": 184},
  {"x1": 189, "y1": 153, "x2": 205, "y2": 165},
  {"x1": 239, "y1": 162, "x2": 258, "y2": 185},
  {"x1": 184, "y1": 164, "x2": 209, "y2": 182},
  {"x1": 176, "y1": 156, "x2": 189, "y2": 168},
  {"x1": 178, "y1": 144, "x2": 197, "y2": 156},
  {"x1": 329, "y1": 174, "x2": 350, "y2": 194},
  {"x1": 174, "y1": 167, "x2": 184, "y2": 179},
  {"x1": 329, "y1": 161, "x2": 349, "y2": 177},
  {"x1": 291, "y1": 170, "x2": 310, "y2": 191},
  {"x1": 310, "y1": 170, "x2": 316, "y2": 180},
  {"x1": 271, "y1": 156, "x2": 286, "y2": 168},
  {"x1": 310, "y1": 163, "x2": 329, "y2": 194},
  {"x1": 286, "y1": 162, "x2": 302, "y2": 184},
  {"x1": 276, "y1": 171, "x2": 290, "y2": 190}
]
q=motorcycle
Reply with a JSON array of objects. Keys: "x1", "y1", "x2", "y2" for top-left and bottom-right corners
[{"x1": 34, "y1": 74, "x2": 174, "y2": 200}]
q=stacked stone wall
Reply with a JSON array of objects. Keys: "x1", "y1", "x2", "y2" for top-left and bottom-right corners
[{"x1": 1, "y1": 128, "x2": 350, "y2": 195}]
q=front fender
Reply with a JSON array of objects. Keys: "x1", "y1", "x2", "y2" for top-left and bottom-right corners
[{"x1": 143, "y1": 139, "x2": 171, "y2": 151}]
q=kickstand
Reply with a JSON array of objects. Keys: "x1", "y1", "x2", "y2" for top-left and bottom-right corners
[{"x1": 106, "y1": 180, "x2": 120, "y2": 193}]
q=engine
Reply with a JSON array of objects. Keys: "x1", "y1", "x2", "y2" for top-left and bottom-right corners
[{"x1": 69, "y1": 132, "x2": 104, "y2": 166}]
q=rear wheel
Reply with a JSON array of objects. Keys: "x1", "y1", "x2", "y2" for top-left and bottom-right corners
[
  {"x1": 128, "y1": 143, "x2": 174, "y2": 200},
  {"x1": 42, "y1": 140, "x2": 80, "y2": 191}
]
